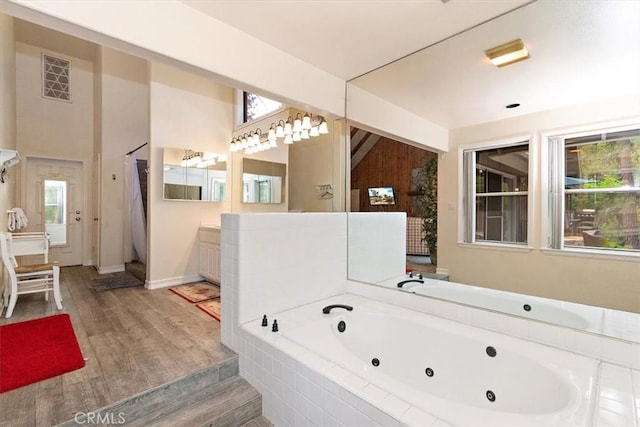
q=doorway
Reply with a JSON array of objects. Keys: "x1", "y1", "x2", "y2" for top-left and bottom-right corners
[{"x1": 25, "y1": 157, "x2": 84, "y2": 266}]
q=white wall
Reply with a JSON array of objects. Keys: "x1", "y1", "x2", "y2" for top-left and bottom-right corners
[
  {"x1": 439, "y1": 94, "x2": 640, "y2": 313},
  {"x1": 0, "y1": 13, "x2": 16, "y2": 218},
  {"x1": 97, "y1": 46, "x2": 149, "y2": 271},
  {"x1": 220, "y1": 213, "x2": 348, "y2": 344},
  {"x1": 148, "y1": 61, "x2": 234, "y2": 287}
]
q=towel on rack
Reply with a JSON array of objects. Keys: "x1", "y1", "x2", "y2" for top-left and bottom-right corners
[{"x1": 7, "y1": 207, "x2": 28, "y2": 231}]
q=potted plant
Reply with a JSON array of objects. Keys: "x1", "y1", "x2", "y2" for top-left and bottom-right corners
[{"x1": 416, "y1": 156, "x2": 438, "y2": 266}]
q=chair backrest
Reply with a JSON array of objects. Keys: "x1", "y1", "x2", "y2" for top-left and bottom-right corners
[
  {"x1": 10, "y1": 232, "x2": 50, "y2": 262},
  {"x1": 0, "y1": 232, "x2": 18, "y2": 276}
]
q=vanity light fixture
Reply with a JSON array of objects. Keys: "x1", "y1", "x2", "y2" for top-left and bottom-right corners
[
  {"x1": 229, "y1": 112, "x2": 329, "y2": 154},
  {"x1": 485, "y1": 39, "x2": 530, "y2": 67}
]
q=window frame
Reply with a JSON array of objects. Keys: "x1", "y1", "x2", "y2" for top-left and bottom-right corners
[
  {"x1": 544, "y1": 123, "x2": 640, "y2": 256},
  {"x1": 458, "y1": 135, "x2": 535, "y2": 250}
]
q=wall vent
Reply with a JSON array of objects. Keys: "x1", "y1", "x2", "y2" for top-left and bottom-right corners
[{"x1": 42, "y1": 54, "x2": 71, "y2": 102}]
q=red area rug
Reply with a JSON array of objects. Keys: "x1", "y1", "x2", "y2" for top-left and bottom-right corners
[
  {"x1": 0, "y1": 314, "x2": 85, "y2": 393},
  {"x1": 196, "y1": 299, "x2": 221, "y2": 322},
  {"x1": 169, "y1": 281, "x2": 220, "y2": 303}
]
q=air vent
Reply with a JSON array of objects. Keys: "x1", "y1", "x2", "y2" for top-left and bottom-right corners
[{"x1": 42, "y1": 54, "x2": 71, "y2": 102}]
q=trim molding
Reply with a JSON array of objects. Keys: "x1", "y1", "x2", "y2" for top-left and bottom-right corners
[
  {"x1": 145, "y1": 274, "x2": 203, "y2": 290},
  {"x1": 97, "y1": 264, "x2": 125, "y2": 274}
]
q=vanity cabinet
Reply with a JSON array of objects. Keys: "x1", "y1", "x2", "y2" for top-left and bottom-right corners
[{"x1": 198, "y1": 226, "x2": 221, "y2": 284}]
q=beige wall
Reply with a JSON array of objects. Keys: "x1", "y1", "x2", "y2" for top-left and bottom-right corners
[
  {"x1": 439, "y1": 94, "x2": 640, "y2": 313},
  {"x1": 97, "y1": 47, "x2": 149, "y2": 271},
  {"x1": 15, "y1": 41, "x2": 94, "y2": 264},
  {"x1": 148, "y1": 62, "x2": 233, "y2": 285},
  {"x1": 0, "y1": 14, "x2": 16, "y2": 218}
]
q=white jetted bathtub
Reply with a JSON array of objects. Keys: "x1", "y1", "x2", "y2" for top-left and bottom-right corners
[
  {"x1": 386, "y1": 276, "x2": 604, "y2": 333},
  {"x1": 273, "y1": 296, "x2": 598, "y2": 426}
]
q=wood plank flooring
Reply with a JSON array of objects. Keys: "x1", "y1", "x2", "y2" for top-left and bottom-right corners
[{"x1": 0, "y1": 266, "x2": 235, "y2": 427}]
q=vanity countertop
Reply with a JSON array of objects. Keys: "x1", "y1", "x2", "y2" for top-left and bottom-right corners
[{"x1": 199, "y1": 225, "x2": 220, "y2": 244}]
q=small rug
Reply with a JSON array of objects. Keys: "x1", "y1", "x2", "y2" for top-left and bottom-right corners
[
  {"x1": 169, "y1": 281, "x2": 220, "y2": 303},
  {"x1": 91, "y1": 271, "x2": 143, "y2": 292},
  {"x1": 196, "y1": 299, "x2": 221, "y2": 322},
  {"x1": 0, "y1": 314, "x2": 85, "y2": 393}
]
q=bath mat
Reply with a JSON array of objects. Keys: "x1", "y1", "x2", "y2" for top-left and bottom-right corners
[
  {"x1": 0, "y1": 314, "x2": 86, "y2": 392},
  {"x1": 196, "y1": 299, "x2": 221, "y2": 322},
  {"x1": 169, "y1": 281, "x2": 220, "y2": 303},
  {"x1": 91, "y1": 271, "x2": 144, "y2": 292}
]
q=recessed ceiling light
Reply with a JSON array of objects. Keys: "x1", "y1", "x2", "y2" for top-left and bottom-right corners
[
  {"x1": 485, "y1": 39, "x2": 530, "y2": 67},
  {"x1": 506, "y1": 103, "x2": 520, "y2": 109}
]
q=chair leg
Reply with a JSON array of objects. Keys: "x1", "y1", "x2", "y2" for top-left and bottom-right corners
[
  {"x1": 5, "y1": 290, "x2": 17, "y2": 318},
  {"x1": 52, "y1": 266, "x2": 63, "y2": 310}
]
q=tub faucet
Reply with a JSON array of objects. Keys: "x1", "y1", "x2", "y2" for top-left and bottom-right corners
[
  {"x1": 322, "y1": 304, "x2": 354, "y2": 314},
  {"x1": 397, "y1": 279, "x2": 424, "y2": 288}
]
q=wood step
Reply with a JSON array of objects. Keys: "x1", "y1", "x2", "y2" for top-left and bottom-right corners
[{"x1": 56, "y1": 355, "x2": 264, "y2": 426}]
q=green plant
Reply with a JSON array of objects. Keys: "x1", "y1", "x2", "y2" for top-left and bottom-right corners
[{"x1": 416, "y1": 156, "x2": 438, "y2": 265}]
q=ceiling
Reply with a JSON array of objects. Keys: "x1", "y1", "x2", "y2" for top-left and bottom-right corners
[{"x1": 182, "y1": 0, "x2": 640, "y2": 130}]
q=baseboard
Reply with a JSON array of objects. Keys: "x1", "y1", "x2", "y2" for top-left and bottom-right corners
[
  {"x1": 435, "y1": 267, "x2": 449, "y2": 275},
  {"x1": 97, "y1": 264, "x2": 126, "y2": 274},
  {"x1": 145, "y1": 274, "x2": 203, "y2": 290}
]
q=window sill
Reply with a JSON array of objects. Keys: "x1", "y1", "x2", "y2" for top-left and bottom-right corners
[
  {"x1": 457, "y1": 242, "x2": 534, "y2": 253},
  {"x1": 541, "y1": 247, "x2": 640, "y2": 263}
]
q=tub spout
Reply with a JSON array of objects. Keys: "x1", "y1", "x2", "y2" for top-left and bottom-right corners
[
  {"x1": 322, "y1": 304, "x2": 354, "y2": 314},
  {"x1": 397, "y1": 279, "x2": 425, "y2": 288}
]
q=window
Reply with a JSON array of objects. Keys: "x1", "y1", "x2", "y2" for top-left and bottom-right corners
[
  {"x1": 549, "y1": 127, "x2": 640, "y2": 252},
  {"x1": 242, "y1": 92, "x2": 282, "y2": 123},
  {"x1": 44, "y1": 179, "x2": 67, "y2": 246},
  {"x1": 42, "y1": 54, "x2": 71, "y2": 102},
  {"x1": 463, "y1": 142, "x2": 529, "y2": 244}
]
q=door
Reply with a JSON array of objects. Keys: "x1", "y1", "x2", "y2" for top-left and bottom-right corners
[{"x1": 26, "y1": 158, "x2": 84, "y2": 266}]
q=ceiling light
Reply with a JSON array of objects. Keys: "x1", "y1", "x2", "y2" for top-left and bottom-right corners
[{"x1": 485, "y1": 39, "x2": 530, "y2": 68}]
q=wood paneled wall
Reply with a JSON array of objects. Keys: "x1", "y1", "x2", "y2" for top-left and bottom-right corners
[{"x1": 351, "y1": 137, "x2": 436, "y2": 215}]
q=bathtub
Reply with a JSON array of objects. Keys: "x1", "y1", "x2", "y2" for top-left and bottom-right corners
[
  {"x1": 380, "y1": 275, "x2": 604, "y2": 334},
  {"x1": 271, "y1": 295, "x2": 597, "y2": 426}
]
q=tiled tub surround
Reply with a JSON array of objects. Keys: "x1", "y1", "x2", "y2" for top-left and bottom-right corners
[{"x1": 221, "y1": 213, "x2": 640, "y2": 426}]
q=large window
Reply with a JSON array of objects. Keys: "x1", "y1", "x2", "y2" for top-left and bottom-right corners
[
  {"x1": 242, "y1": 92, "x2": 282, "y2": 123},
  {"x1": 549, "y1": 127, "x2": 640, "y2": 252},
  {"x1": 463, "y1": 142, "x2": 529, "y2": 244}
]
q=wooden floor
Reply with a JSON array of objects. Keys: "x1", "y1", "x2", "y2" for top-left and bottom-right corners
[{"x1": 0, "y1": 266, "x2": 234, "y2": 427}]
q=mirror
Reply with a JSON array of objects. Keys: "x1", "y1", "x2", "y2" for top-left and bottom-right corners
[
  {"x1": 163, "y1": 148, "x2": 227, "y2": 201},
  {"x1": 242, "y1": 158, "x2": 286, "y2": 204},
  {"x1": 346, "y1": 1, "x2": 640, "y2": 343}
]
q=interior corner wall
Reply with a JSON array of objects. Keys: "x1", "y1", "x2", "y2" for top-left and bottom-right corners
[
  {"x1": 148, "y1": 61, "x2": 233, "y2": 287},
  {"x1": 0, "y1": 13, "x2": 16, "y2": 218},
  {"x1": 97, "y1": 47, "x2": 149, "y2": 271},
  {"x1": 439, "y1": 95, "x2": 640, "y2": 313},
  {"x1": 288, "y1": 109, "x2": 335, "y2": 213}
]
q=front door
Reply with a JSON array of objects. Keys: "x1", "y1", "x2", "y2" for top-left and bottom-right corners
[{"x1": 25, "y1": 158, "x2": 84, "y2": 266}]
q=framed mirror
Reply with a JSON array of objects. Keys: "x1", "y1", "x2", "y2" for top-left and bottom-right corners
[
  {"x1": 163, "y1": 148, "x2": 227, "y2": 201},
  {"x1": 242, "y1": 158, "x2": 286, "y2": 204}
]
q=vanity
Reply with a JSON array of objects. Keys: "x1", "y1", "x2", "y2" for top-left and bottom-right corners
[{"x1": 198, "y1": 225, "x2": 221, "y2": 284}]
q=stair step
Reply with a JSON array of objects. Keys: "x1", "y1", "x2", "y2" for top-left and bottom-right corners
[
  {"x1": 56, "y1": 354, "x2": 264, "y2": 426},
  {"x1": 130, "y1": 376, "x2": 261, "y2": 427}
]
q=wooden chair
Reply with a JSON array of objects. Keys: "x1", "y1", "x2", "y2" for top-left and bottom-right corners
[{"x1": 0, "y1": 232, "x2": 62, "y2": 318}]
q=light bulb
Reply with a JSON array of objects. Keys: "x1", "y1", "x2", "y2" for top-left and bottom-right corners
[
  {"x1": 301, "y1": 129, "x2": 310, "y2": 139},
  {"x1": 301, "y1": 113, "x2": 311, "y2": 130},
  {"x1": 292, "y1": 131, "x2": 301, "y2": 142},
  {"x1": 276, "y1": 120, "x2": 285, "y2": 138},
  {"x1": 318, "y1": 119, "x2": 329, "y2": 134},
  {"x1": 284, "y1": 118, "x2": 293, "y2": 135},
  {"x1": 293, "y1": 114, "x2": 302, "y2": 133},
  {"x1": 284, "y1": 135, "x2": 293, "y2": 144},
  {"x1": 310, "y1": 126, "x2": 320, "y2": 137}
]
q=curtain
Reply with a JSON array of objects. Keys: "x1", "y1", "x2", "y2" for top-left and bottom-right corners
[{"x1": 130, "y1": 154, "x2": 147, "y2": 264}]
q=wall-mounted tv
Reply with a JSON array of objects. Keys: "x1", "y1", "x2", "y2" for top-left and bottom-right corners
[{"x1": 368, "y1": 187, "x2": 396, "y2": 205}]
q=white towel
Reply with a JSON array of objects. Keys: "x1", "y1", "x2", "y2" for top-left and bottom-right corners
[{"x1": 7, "y1": 207, "x2": 28, "y2": 231}]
